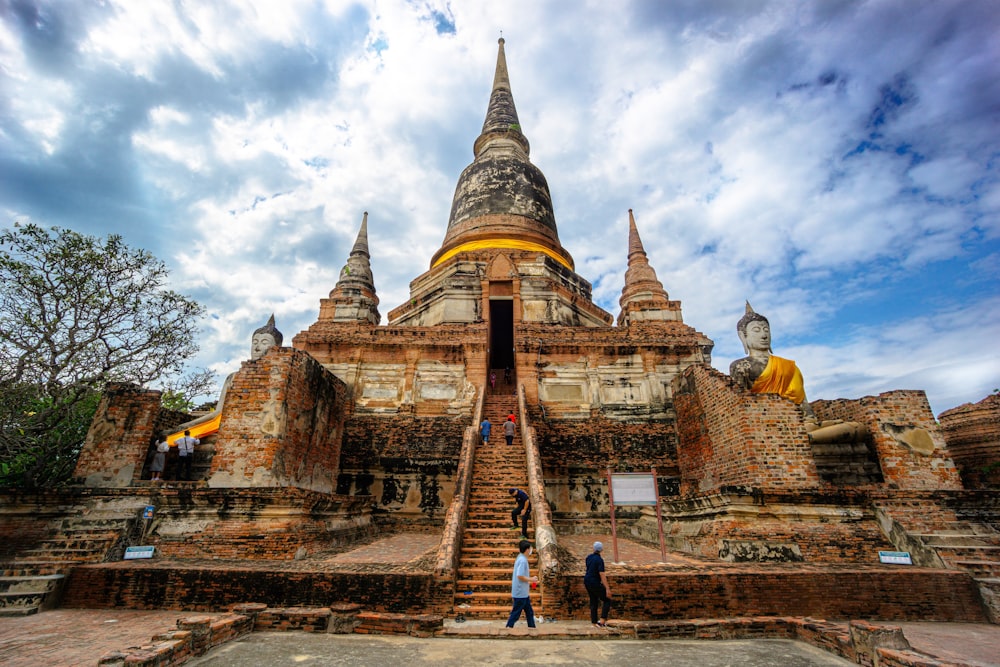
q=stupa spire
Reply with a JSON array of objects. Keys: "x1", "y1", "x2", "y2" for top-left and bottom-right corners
[
  {"x1": 617, "y1": 209, "x2": 681, "y2": 326},
  {"x1": 321, "y1": 212, "x2": 380, "y2": 325},
  {"x1": 350, "y1": 210, "x2": 370, "y2": 258},
  {"x1": 473, "y1": 37, "x2": 530, "y2": 158}
]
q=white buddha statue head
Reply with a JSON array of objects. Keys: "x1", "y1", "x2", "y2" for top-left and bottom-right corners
[
  {"x1": 251, "y1": 314, "x2": 283, "y2": 360},
  {"x1": 736, "y1": 302, "x2": 771, "y2": 356}
]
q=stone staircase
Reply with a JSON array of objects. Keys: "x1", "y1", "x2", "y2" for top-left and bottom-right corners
[
  {"x1": 810, "y1": 440, "x2": 883, "y2": 485},
  {"x1": 0, "y1": 501, "x2": 140, "y2": 616},
  {"x1": 878, "y1": 495, "x2": 1000, "y2": 621},
  {"x1": 454, "y1": 393, "x2": 541, "y2": 620}
]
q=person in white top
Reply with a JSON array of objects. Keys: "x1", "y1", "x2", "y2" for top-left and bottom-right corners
[{"x1": 175, "y1": 430, "x2": 199, "y2": 481}]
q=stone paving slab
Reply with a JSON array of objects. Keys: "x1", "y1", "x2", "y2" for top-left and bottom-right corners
[
  {"x1": 186, "y1": 633, "x2": 856, "y2": 666},
  {"x1": 324, "y1": 533, "x2": 440, "y2": 564},
  {"x1": 2, "y1": 609, "x2": 998, "y2": 665},
  {"x1": 0, "y1": 608, "x2": 184, "y2": 667},
  {"x1": 895, "y1": 622, "x2": 1000, "y2": 667}
]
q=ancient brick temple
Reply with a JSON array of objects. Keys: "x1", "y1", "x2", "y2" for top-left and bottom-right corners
[{"x1": 2, "y1": 40, "x2": 998, "y2": 628}]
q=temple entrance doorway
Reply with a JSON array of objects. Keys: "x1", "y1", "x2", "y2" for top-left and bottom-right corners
[{"x1": 489, "y1": 298, "x2": 514, "y2": 389}]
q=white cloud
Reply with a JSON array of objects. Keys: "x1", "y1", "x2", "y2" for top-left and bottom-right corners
[{"x1": 1, "y1": 0, "x2": 998, "y2": 412}]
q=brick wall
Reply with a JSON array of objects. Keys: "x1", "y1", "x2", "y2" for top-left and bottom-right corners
[
  {"x1": 938, "y1": 393, "x2": 1000, "y2": 489},
  {"x1": 61, "y1": 565, "x2": 451, "y2": 613},
  {"x1": 209, "y1": 348, "x2": 347, "y2": 492},
  {"x1": 75, "y1": 383, "x2": 163, "y2": 487},
  {"x1": 145, "y1": 488, "x2": 374, "y2": 560},
  {"x1": 337, "y1": 415, "x2": 467, "y2": 525},
  {"x1": 528, "y1": 415, "x2": 679, "y2": 524},
  {"x1": 640, "y1": 490, "x2": 895, "y2": 563},
  {"x1": 813, "y1": 391, "x2": 962, "y2": 490},
  {"x1": 673, "y1": 365, "x2": 820, "y2": 494},
  {"x1": 545, "y1": 567, "x2": 986, "y2": 622}
]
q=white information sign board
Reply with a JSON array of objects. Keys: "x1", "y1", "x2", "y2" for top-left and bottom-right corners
[
  {"x1": 124, "y1": 546, "x2": 155, "y2": 560},
  {"x1": 878, "y1": 551, "x2": 912, "y2": 565},
  {"x1": 609, "y1": 473, "x2": 657, "y2": 506}
]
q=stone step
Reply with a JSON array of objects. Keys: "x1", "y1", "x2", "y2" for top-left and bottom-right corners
[
  {"x1": 457, "y1": 579, "x2": 512, "y2": 588},
  {"x1": 0, "y1": 574, "x2": 65, "y2": 594},
  {"x1": 455, "y1": 591, "x2": 541, "y2": 604},
  {"x1": 458, "y1": 567, "x2": 513, "y2": 578},
  {"x1": 460, "y1": 545, "x2": 534, "y2": 557},
  {"x1": 17, "y1": 548, "x2": 107, "y2": 562},
  {"x1": 457, "y1": 556, "x2": 537, "y2": 568},
  {"x1": 0, "y1": 592, "x2": 44, "y2": 617},
  {"x1": 0, "y1": 563, "x2": 66, "y2": 578},
  {"x1": 935, "y1": 545, "x2": 1000, "y2": 561},
  {"x1": 453, "y1": 605, "x2": 547, "y2": 620},
  {"x1": 953, "y1": 560, "x2": 1000, "y2": 577},
  {"x1": 919, "y1": 533, "x2": 1000, "y2": 547}
]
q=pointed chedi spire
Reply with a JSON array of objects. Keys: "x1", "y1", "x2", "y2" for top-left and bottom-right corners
[
  {"x1": 320, "y1": 212, "x2": 380, "y2": 325},
  {"x1": 431, "y1": 38, "x2": 574, "y2": 272},
  {"x1": 350, "y1": 209, "x2": 371, "y2": 258},
  {"x1": 617, "y1": 209, "x2": 682, "y2": 326},
  {"x1": 474, "y1": 37, "x2": 529, "y2": 158}
]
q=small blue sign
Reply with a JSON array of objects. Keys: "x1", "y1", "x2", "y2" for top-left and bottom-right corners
[
  {"x1": 124, "y1": 546, "x2": 155, "y2": 560},
  {"x1": 142, "y1": 505, "x2": 155, "y2": 519},
  {"x1": 878, "y1": 551, "x2": 912, "y2": 565}
]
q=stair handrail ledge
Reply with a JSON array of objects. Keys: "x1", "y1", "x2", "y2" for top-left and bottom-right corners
[
  {"x1": 433, "y1": 384, "x2": 485, "y2": 580},
  {"x1": 517, "y1": 383, "x2": 558, "y2": 581}
]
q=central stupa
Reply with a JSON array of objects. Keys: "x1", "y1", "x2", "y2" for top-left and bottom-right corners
[{"x1": 387, "y1": 38, "x2": 610, "y2": 329}]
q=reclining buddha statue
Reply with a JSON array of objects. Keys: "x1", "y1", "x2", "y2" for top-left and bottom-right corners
[{"x1": 729, "y1": 303, "x2": 865, "y2": 445}]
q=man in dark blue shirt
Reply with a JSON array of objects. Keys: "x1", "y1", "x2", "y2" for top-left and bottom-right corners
[
  {"x1": 584, "y1": 541, "x2": 612, "y2": 627},
  {"x1": 508, "y1": 487, "x2": 531, "y2": 539}
]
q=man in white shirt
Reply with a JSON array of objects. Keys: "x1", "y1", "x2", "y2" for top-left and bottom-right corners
[{"x1": 175, "y1": 430, "x2": 199, "y2": 481}]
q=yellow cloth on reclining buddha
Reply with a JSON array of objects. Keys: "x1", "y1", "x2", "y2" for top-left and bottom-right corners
[{"x1": 750, "y1": 355, "x2": 806, "y2": 405}]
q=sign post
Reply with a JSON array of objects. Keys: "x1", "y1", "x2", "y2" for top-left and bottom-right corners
[{"x1": 606, "y1": 469, "x2": 665, "y2": 563}]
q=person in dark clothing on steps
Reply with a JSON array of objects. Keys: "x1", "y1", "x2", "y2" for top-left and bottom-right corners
[
  {"x1": 508, "y1": 487, "x2": 531, "y2": 538},
  {"x1": 584, "y1": 541, "x2": 612, "y2": 627},
  {"x1": 504, "y1": 416, "x2": 516, "y2": 446}
]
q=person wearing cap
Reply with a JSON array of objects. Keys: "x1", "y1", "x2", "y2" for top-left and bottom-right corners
[
  {"x1": 508, "y1": 487, "x2": 531, "y2": 539},
  {"x1": 584, "y1": 541, "x2": 612, "y2": 627}
]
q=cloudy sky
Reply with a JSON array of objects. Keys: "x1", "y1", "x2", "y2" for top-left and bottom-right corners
[{"x1": 2, "y1": 0, "x2": 998, "y2": 415}]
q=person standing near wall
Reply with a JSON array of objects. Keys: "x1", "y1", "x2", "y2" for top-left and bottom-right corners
[
  {"x1": 584, "y1": 541, "x2": 612, "y2": 627},
  {"x1": 149, "y1": 438, "x2": 169, "y2": 481},
  {"x1": 506, "y1": 539, "x2": 538, "y2": 630},
  {"x1": 175, "y1": 429, "x2": 199, "y2": 481}
]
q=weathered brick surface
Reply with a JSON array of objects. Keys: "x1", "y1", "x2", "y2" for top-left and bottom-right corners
[
  {"x1": 254, "y1": 607, "x2": 331, "y2": 632},
  {"x1": 355, "y1": 611, "x2": 443, "y2": 637},
  {"x1": 546, "y1": 567, "x2": 986, "y2": 622},
  {"x1": 938, "y1": 392, "x2": 1000, "y2": 489},
  {"x1": 646, "y1": 489, "x2": 895, "y2": 563},
  {"x1": 338, "y1": 415, "x2": 466, "y2": 527},
  {"x1": 210, "y1": 348, "x2": 347, "y2": 492},
  {"x1": 673, "y1": 365, "x2": 820, "y2": 494},
  {"x1": 144, "y1": 488, "x2": 374, "y2": 560},
  {"x1": 61, "y1": 565, "x2": 449, "y2": 613},
  {"x1": 75, "y1": 383, "x2": 163, "y2": 488},
  {"x1": 813, "y1": 391, "x2": 962, "y2": 490}
]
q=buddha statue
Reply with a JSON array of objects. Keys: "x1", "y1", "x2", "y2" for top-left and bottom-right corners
[
  {"x1": 729, "y1": 303, "x2": 864, "y2": 444},
  {"x1": 166, "y1": 314, "x2": 282, "y2": 442}
]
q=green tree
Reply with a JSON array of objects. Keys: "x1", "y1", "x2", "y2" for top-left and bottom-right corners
[{"x1": 0, "y1": 223, "x2": 207, "y2": 487}]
